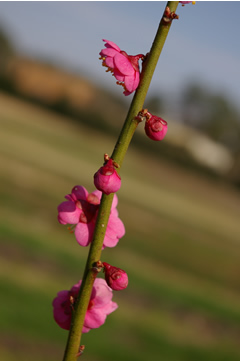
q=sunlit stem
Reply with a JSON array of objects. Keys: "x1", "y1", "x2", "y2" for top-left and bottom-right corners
[{"x1": 62, "y1": 2, "x2": 179, "y2": 361}]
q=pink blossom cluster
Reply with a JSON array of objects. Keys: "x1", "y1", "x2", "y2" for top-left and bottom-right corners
[
  {"x1": 54, "y1": 38, "x2": 170, "y2": 337},
  {"x1": 57, "y1": 185, "x2": 125, "y2": 249},
  {"x1": 53, "y1": 278, "x2": 118, "y2": 332},
  {"x1": 54, "y1": 185, "x2": 127, "y2": 333},
  {"x1": 99, "y1": 39, "x2": 144, "y2": 96}
]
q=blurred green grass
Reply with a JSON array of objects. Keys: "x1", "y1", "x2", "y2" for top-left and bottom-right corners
[{"x1": 0, "y1": 92, "x2": 240, "y2": 361}]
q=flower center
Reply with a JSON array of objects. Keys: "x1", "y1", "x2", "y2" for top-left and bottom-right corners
[
  {"x1": 62, "y1": 292, "x2": 76, "y2": 315},
  {"x1": 76, "y1": 199, "x2": 99, "y2": 224}
]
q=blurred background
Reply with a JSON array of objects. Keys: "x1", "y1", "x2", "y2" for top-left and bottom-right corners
[{"x1": 1, "y1": 1, "x2": 240, "y2": 361}]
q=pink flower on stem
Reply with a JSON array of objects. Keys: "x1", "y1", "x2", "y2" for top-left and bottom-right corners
[
  {"x1": 103, "y1": 262, "x2": 128, "y2": 291},
  {"x1": 179, "y1": 1, "x2": 195, "y2": 5},
  {"x1": 94, "y1": 158, "x2": 121, "y2": 195},
  {"x1": 52, "y1": 278, "x2": 118, "y2": 332},
  {"x1": 57, "y1": 185, "x2": 125, "y2": 249},
  {"x1": 99, "y1": 39, "x2": 144, "y2": 96},
  {"x1": 142, "y1": 110, "x2": 168, "y2": 141}
]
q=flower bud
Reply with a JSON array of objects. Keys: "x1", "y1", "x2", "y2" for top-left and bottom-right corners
[
  {"x1": 144, "y1": 112, "x2": 168, "y2": 141},
  {"x1": 103, "y1": 262, "x2": 128, "y2": 291},
  {"x1": 94, "y1": 159, "x2": 121, "y2": 195}
]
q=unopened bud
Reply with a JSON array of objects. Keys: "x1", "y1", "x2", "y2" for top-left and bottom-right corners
[
  {"x1": 144, "y1": 111, "x2": 168, "y2": 141},
  {"x1": 103, "y1": 262, "x2": 128, "y2": 291},
  {"x1": 94, "y1": 159, "x2": 121, "y2": 195}
]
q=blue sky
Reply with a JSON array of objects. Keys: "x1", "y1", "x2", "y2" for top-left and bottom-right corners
[{"x1": 0, "y1": 1, "x2": 240, "y2": 109}]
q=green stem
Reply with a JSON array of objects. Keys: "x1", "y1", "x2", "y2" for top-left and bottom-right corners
[{"x1": 62, "y1": 2, "x2": 178, "y2": 360}]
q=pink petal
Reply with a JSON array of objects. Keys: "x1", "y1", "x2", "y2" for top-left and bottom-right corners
[
  {"x1": 96, "y1": 301, "x2": 118, "y2": 316},
  {"x1": 58, "y1": 201, "x2": 81, "y2": 225},
  {"x1": 52, "y1": 290, "x2": 71, "y2": 330},
  {"x1": 113, "y1": 53, "x2": 134, "y2": 75},
  {"x1": 52, "y1": 291, "x2": 68, "y2": 309},
  {"x1": 91, "y1": 189, "x2": 102, "y2": 201},
  {"x1": 70, "y1": 280, "x2": 82, "y2": 292},
  {"x1": 132, "y1": 71, "x2": 140, "y2": 89},
  {"x1": 100, "y1": 48, "x2": 119, "y2": 58},
  {"x1": 107, "y1": 215, "x2": 125, "y2": 239},
  {"x1": 124, "y1": 72, "x2": 139, "y2": 93},
  {"x1": 103, "y1": 214, "x2": 125, "y2": 248},
  {"x1": 113, "y1": 68, "x2": 125, "y2": 82},
  {"x1": 75, "y1": 222, "x2": 95, "y2": 247},
  {"x1": 82, "y1": 325, "x2": 91, "y2": 333},
  {"x1": 71, "y1": 186, "x2": 88, "y2": 201},
  {"x1": 92, "y1": 279, "x2": 113, "y2": 307},
  {"x1": 65, "y1": 194, "x2": 74, "y2": 201},
  {"x1": 84, "y1": 299, "x2": 118, "y2": 329},
  {"x1": 110, "y1": 207, "x2": 119, "y2": 218},
  {"x1": 87, "y1": 192, "x2": 100, "y2": 205},
  {"x1": 105, "y1": 56, "x2": 114, "y2": 69},
  {"x1": 103, "y1": 301, "x2": 118, "y2": 315},
  {"x1": 102, "y1": 39, "x2": 121, "y2": 52},
  {"x1": 84, "y1": 307, "x2": 107, "y2": 329},
  {"x1": 103, "y1": 233, "x2": 120, "y2": 248},
  {"x1": 53, "y1": 311, "x2": 71, "y2": 330},
  {"x1": 111, "y1": 194, "x2": 118, "y2": 209}
]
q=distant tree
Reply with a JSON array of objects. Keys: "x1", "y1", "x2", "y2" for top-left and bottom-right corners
[
  {"x1": 0, "y1": 26, "x2": 15, "y2": 60},
  {"x1": 181, "y1": 83, "x2": 240, "y2": 152},
  {"x1": 145, "y1": 95, "x2": 164, "y2": 115},
  {"x1": 0, "y1": 26, "x2": 16, "y2": 92}
]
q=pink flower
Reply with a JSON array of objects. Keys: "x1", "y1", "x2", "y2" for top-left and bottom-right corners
[
  {"x1": 144, "y1": 111, "x2": 168, "y2": 141},
  {"x1": 103, "y1": 262, "x2": 128, "y2": 291},
  {"x1": 52, "y1": 278, "x2": 118, "y2": 332},
  {"x1": 94, "y1": 158, "x2": 121, "y2": 195},
  {"x1": 57, "y1": 185, "x2": 125, "y2": 249},
  {"x1": 99, "y1": 39, "x2": 144, "y2": 96},
  {"x1": 179, "y1": 1, "x2": 195, "y2": 4}
]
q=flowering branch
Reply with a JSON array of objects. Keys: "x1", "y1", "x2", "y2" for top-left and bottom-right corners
[
  {"x1": 111, "y1": 1, "x2": 179, "y2": 166},
  {"x1": 59, "y1": 2, "x2": 179, "y2": 360}
]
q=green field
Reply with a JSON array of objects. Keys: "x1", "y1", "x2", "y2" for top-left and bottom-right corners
[{"x1": 1, "y1": 92, "x2": 240, "y2": 361}]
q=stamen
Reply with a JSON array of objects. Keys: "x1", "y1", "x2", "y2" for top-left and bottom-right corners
[
  {"x1": 101, "y1": 61, "x2": 114, "y2": 74},
  {"x1": 67, "y1": 225, "x2": 75, "y2": 234},
  {"x1": 116, "y1": 81, "x2": 127, "y2": 91}
]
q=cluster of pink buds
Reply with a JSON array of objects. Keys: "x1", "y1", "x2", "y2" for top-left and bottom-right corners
[{"x1": 94, "y1": 154, "x2": 121, "y2": 195}]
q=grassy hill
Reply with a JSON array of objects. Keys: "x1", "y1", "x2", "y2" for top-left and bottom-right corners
[{"x1": 1, "y1": 92, "x2": 240, "y2": 361}]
